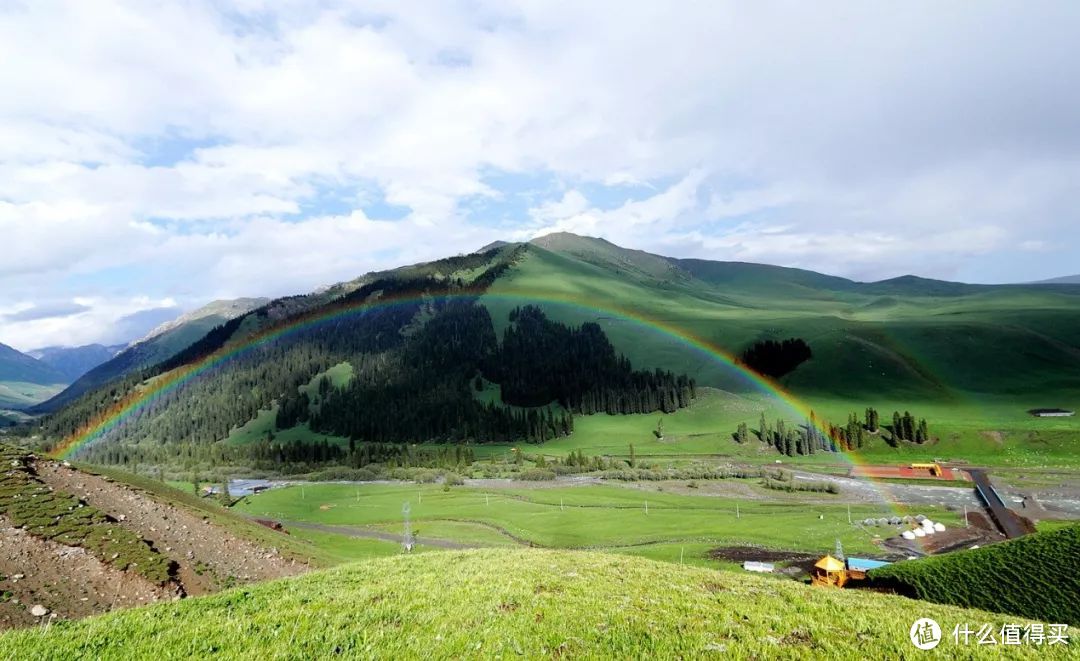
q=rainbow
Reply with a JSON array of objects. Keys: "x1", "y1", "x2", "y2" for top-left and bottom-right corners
[{"x1": 50, "y1": 287, "x2": 910, "y2": 515}]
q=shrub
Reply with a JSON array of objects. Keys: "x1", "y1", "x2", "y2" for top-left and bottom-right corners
[{"x1": 518, "y1": 469, "x2": 556, "y2": 481}]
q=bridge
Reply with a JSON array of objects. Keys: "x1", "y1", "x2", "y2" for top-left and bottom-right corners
[{"x1": 968, "y1": 469, "x2": 1034, "y2": 539}]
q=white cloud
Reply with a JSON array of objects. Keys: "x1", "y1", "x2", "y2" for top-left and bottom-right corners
[{"x1": 2, "y1": 1, "x2": 1080, "y2": 346}]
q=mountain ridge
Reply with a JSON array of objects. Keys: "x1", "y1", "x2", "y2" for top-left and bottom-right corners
[
  {"x1": 30, "y1": 297, "x2": 270, "y2": 414},
  {"x1": 27, "y1": 344, "x2": 126, "y2": 383}
]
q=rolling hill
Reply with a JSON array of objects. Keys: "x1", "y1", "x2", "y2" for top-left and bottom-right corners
[
  {"x1": 869, "y1": 525, "x2": 1080, "y2": 626},
  {"x1": 0, "y1": 547, "x2": 1070, "y2": 658},
  {"x1": 22, "y1": 233, "x2": 1080, "y2": 469},
  {"x1": 1034, "y1": 275, "x2": 1080, "y2": 285}
]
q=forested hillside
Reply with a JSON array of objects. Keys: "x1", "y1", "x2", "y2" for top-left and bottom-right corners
[
  {"x1": 21, "y1": 233, "x2": 1080, "y2": 472},
  {"x1": 34, "y1": 247, "x2": 692, "y2": 469}
]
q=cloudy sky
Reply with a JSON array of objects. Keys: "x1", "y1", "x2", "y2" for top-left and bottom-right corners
[{"x1": 2, "y1": 1, "x2": 1079, "y2": 350}]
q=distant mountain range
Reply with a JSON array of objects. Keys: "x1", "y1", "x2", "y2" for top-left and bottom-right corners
[
  {"x1": 28, "y1": 344, "x2": 126, "y2": 383},
  {"x1": 30, "y1": 297, "x2": 268, "y2": 414},
  {"x1": 1033, "y1": 274, "x2": 1080, "y2": 285}
]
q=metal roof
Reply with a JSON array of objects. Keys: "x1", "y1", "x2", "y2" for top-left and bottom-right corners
[{"x1": 847, "y1": 557, "x2": 891, "y2": 571}]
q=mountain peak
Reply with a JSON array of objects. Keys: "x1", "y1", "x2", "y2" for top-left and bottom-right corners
[{"x1": 139, "y1": 298, "x2": 269, "y2": 345}]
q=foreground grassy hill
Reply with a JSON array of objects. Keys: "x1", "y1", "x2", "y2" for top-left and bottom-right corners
[
  {"x1": 0, "y1": 549, "x2": 1071, "y2": 659},
  {"x1": 870, "y1": 525, "x2": 1080, "y2": 626}
]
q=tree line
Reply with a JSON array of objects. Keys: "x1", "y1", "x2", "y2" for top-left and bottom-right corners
[{"x1": 733, "y1": 406, "x2": 932, "y2": 456}]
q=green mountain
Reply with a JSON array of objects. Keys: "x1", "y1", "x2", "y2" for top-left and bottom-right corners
[
  {"x1": 27, "y1": 234, "x2": 1080, "y2": 465},
  {"x1": 0, "y1": 343, "x2": 67, "y2": 409},
  {"x1": 31, "y1": 298, "x2": 268, "y2": 414},
  {"x1": 0, "y1": 342, "x2": 65, "y2": 385},
  {"x1": 482, "y1": 234, "x2": 1080, "y2": 404}
]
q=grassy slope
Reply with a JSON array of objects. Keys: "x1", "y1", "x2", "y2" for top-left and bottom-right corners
[
  {"x1": 869, "y1": 525, "x2": 1080, "y2": 626},
  {"x1": 235, "y1": 482, "x2": 960, "y2": 557},
  {"x1": 482, "y1": 243, "x2": 1080, "y2": 467},
  {"x1": 82, "y1": 464, "x2": 338, "y2": 568},
  {"x1": 1, "y1": 549, "x2": 1070, "y2": 660},
  {"x1": 0, "y1": 381, "x2": 65, "y2": 409}
]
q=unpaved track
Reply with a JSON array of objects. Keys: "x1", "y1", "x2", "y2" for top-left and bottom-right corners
[
  {"x1": 279, "y1": 520, "x2": 484, "y2": 549},
  {"x1": 34, "y1": 461, "x2": 306, "y2": 595},
  {"x1": 0, "y1": 517, "x2": 173, "y2": 628}
]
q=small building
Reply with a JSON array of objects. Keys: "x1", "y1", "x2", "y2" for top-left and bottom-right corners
[
  {"x1": 743, "y1": 561, "x2": 775, "y2": 573},
  {"x1": 1029, "y1": 408, "x2": 1075, "y2": 418},
  {"x1": 811, "y1": 555, "x2": 847, "y2": 588},
  {"x1": 845, "y1": 557, "x2": 890, "y2": 580}
]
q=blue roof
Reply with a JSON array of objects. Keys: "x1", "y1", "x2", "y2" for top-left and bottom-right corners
[{"x1": 847, "y1": 557, "x2": 891, "y2": 571}]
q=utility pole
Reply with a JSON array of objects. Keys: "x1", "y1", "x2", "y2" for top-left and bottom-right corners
[
  {"x1": 402, "y1": 502, "x2": 414, "y2": 553},
  {"x1": 736, "y1": 503, "x2": 740, "y2": 519},
  {"x1": 847, "y1": 503, "x2": 851, "y2": 525},
  {"x1": 645, "y1": 500, "x2": 649, "y2": 515}
]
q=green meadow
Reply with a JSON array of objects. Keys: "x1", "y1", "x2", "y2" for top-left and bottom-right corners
[
  {"x1": 235, "y1": 481, "x2": 960, "y2": 558},
  {"x1": 477, "y1": 242, "x2": 1080, "y2": 468}
]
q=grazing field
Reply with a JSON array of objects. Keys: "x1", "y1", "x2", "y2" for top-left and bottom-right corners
[
  {"x1": 1, "y1": 549, "x2": 1069, "y2": 660},
  {"x1": 464, "y1": 387, "x2": 1080, "y2": 469},
  {"x1": 235, "y1": 481, "x2": 961, "y2": 558},
  {"x1": 0, "y1": 381, "x2": 64, "y2": 409},
  {"x1": 869, "y1": 525, "x2": 1080, "y2": 626}
]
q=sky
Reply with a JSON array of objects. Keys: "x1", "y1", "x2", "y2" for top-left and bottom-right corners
[{"x1": 2, "y1": 1, "x2": 1080, "y2": 351}]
